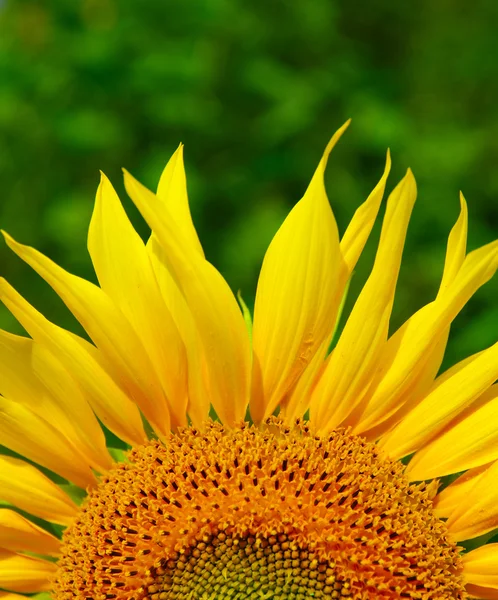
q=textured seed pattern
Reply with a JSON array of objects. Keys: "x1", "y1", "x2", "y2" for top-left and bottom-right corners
[
  {"x1": 145, "y1": 532, "x2": 345, "y2": 599},
  {"x1": 52, "y1": 419, "x2": 466, "y2": 599}
]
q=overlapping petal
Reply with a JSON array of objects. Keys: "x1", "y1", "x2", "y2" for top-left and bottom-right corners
[
  {"x1": 463, "y1": 544, "x2": 498, "y2": 598},
  {"x1": 433, "y1": 462, "x2": 492, "y2": 519},
  {"x1": 0, "y1": 551, "x2": 55, "y2": 593},
  {"x1": 147, "y1": 148, "x2": 210, "y2": 425},
  {"x1": 0, "y1": 510, "x2": 60, "y2": 556},
  {"x1": 444, "y1": 460, "x2": 498, "y2": 541},
  {"x1": 0, "y1": 394, "x2": 96, "y2": 488},
  {"x1": 352, "y1": 209, "x2": 498, "y2": 438},
  {"x1": 124, "y1": 169, "x2": 251, "y2": 426},
  {"x1": 379, "y1": 335, "x2": 498, "y2": 461},
  {"x1": 0, "y1": 279, "x2": 146, "y2": 446},
  {"x1": 0, "y1": 329, "x2": 111, "y2": 474},
  {"x1": 406, "y1": 384, "x2": 498, "y2": 479},
  {"x1": 465, "y1": 584, "x2": 498, "y2": 600},
  {"x1": 311, "y1": 169, "x2": 417, "y2": 432},
  {"x1": 2, "y1": 231, "x2": 171, "y2": 437},
  {"x1": 0, "y1": 455, "x2": 77, "y2": 526},
  {"x1": 355, "y1": 196, "x2": 468, "y2": 436},
  {"x1": 88, "y1": 173, "x2": 188, "y2": 430},
  {"x1": 281, "y1": 153, "x2": 391, "y2": 423}
]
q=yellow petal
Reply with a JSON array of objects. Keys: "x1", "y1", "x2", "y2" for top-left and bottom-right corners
[
  {"x1": 352, "y1": 332, "x2": 450, "y2": 443},
  {"x1": 463, "y1": 543, "x2": 498, "y2": 592},
  {"x1": 3, "y1": 231, "x2": 171, "y2": 437},
  {"x1": 433, "y1": 462, "x2": 492, "y2": 519},
  {"x1": 0, "y1": 329, "x2": 111, "y2": 474},
  {"x1": 0, "y1": 510, "x2": 60, "y2": 556},
  {"x1": 339, "y1": 149, "x2": 391, "y2": 275},
  {"x1": 406, "y1": 384, "x2": 498, "y2": 480},
  {"x1": 147, "y1": 240, "x2": 209, "y2": 425},
  {"x1": 0, "y1": 278, "x2": 146, "y2": 446},
  {"x1": 353, "y1": 197, "x2": 467, "y2": 437},
  {"x1": 438, "y1": 193, "x2": 468, "y2": 294},
  {"x1": 352, "y1": 213, "x2": 497, "y2": 437},
  {"x1": 379, "y1": 338, "x2": 498, "y2": 461},
  {"x1": 146, "y1": 165, "x2": 208, "y2": 424},
  {"x1": 156, "y1": 143, "x2": 204, "y2": 257},
  {"x1": 0, "y1": 394, "x2": 96, "y2": 488},
  {"x1": 0, "y1": 551, "x2": 55, "y2": 593},
  {"x1": 445, "y1": 460, "x2": 498, "y2": 541},
  {"x1": 465, "y1": 584, "x2": 498, "y2": 600},
  {"x1": 31, "y1": 343, "x2": 113, "y2": 470},
  {"x1": 0, "y1": 592, "x2": 34, "y2": 599},
  {"x1": 124, "y1": 169, "x2": 251, "y2": 426},
  {"x1": 283, "y1": 150, "x2": 392, "y2": 424},
  {"x1": 251, "y1": 122, "x2": 348, "y2": 421},
  {"x1": 88, "y1": 173, "x2": 188, "y2": 429},
  {"x1": 281, "y1": 338, "x2": 330, "y2": 424},
  {"x1": 310, "y1": 169, "x2": 417, "y2": 432},
  {"x1": 360, "y1": 345, "x2": 480, "y2": 442},
  {"x1": 0, "y1": 455, "x2": 77, "y2": 526},
  {"x1": 147, "y1": 146, "x2": 239, "y2": 423}
]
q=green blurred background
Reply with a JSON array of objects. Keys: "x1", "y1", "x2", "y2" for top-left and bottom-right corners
[{"x1": 1, "y1": 0, "x2": 497, "y2": 371}]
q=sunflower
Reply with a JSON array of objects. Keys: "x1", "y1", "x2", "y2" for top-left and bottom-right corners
[{"x1": 0, "y1": 121, "x2": 497, "y2": 600}]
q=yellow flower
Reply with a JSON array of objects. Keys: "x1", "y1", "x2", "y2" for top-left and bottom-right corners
[{"x1": 0, "y1": 121, "x2": 497, "y2": 599}]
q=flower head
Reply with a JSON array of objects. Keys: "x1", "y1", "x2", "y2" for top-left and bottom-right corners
[{"x1": 1, "y1": 122, "x2": 497, "y2": 599}]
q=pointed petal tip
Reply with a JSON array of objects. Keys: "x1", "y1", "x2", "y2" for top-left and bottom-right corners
[
  {"x1": 312, "y1": 121, "x2": 351, "y2": 184},
  {"x1": 96, "y1": 172, "x2": 117, "y2": 198},
  {"x1": 2, "y1": 233, "x2": 41, "y2": 261},
  {"x1": 2, "y1": 231, "x2": 20, "y2": 252},
  {"x1": 122, "y1": 168, "x2": 138, "y2": 193},
  {"x1": 404, "y1": 168, "x2": 417, "y2": 189},
  {"x1": 322, "y1": 120, "x2": 351, "y2": 158},
  {"x1": 459, "y1": 191, "x2": 468, "y2": 208}
]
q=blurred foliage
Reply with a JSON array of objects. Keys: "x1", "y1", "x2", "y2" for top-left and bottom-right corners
[{"x1": 1, "y1": 0, "x2": 498, "y2": 371}]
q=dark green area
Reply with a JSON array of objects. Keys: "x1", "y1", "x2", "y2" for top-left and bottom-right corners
[{"x1": 1, "y1": 0, "x2": 498, "y2": 371}]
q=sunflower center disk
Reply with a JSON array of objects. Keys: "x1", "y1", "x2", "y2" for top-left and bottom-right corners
[
  {"x1": 53, "y1": 420, "x2": 466, "y2": 599},
  {"x1": 145, "y1": 532, "x2": 340, "y2": 599}
]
